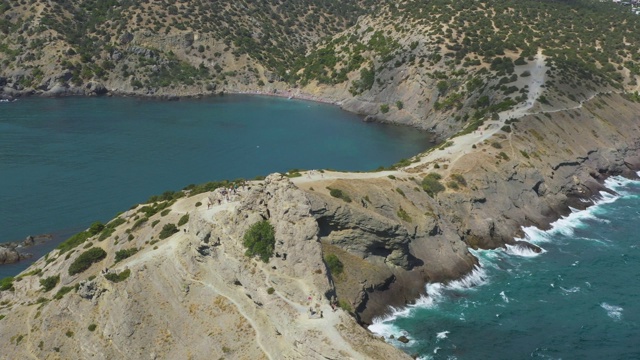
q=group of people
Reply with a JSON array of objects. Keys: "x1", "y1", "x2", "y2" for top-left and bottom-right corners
[
  {"x1": 206, "y1": 182, "x2": 248, "y2": 209},
  {"x1": 306, "y1": 169, "x2": 324, "y2": 179}
]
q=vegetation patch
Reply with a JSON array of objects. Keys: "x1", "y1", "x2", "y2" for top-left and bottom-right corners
[
  {"x1": 0, "y1": 277, "x2": 14, "y2": 291},
  {"x1": 114, "y1": 248, "x2": 138, "y2": 263},
  {"x1": 159, "y1": 223, "x2": 179, "y2": 239},
  {"x1": 54, "y1": 286, "x2": 74, "y2": 300},
  {"x1": 450, "y1": 174, "x2": 467, "y2": 187},
  {"x1": 338, "y1": 299, "x2": 352, "y2": 312},
  {"x1": 39, "y1": 275, "x2": 60, "y2": 292},
  {"x1": 98, "y1": 217, "x2": 126, "y2": 241},
  {"x1": 88, "y1": 324, "x2": 97, "y2": 332},
  {"x1": 327, "y1": 187, "x2": 352, "y2": 203},
  {"x1": 105, "y1": 269, "x2": 131, "y2": 283},
  {"x1": 68, "y1": 248, "x2": 107, "y2": 275},
  {"x1": 421, "y1": 173, "x2": 445, "y2": 197},
  {"x1": 243, "y1": 220, "x2": 276, "y2": 263},
  {"x1": 324, "y1": 254, "x2": 344, "y2": 276},
  {"x1": 177, "y1": 214, "x2": 190, "y2": 227},
  {"x1": 396, "y1": 207, "x2": 412, "y2": 222},
  {"x1": 57, "y1": 221, "x2": 104, "y2": 253}
]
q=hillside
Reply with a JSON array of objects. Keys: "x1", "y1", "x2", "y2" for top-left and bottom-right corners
[
  {"x1": 2, "y1": 0, "x2": 639, "y2": 138},
  {"x1": 3, "y1": 0, "x2": 640, "y2": 358}
]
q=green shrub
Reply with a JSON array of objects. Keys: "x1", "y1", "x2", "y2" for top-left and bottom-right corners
[
  {"x1": 422, "y1": 173, "x2": 445, "y2": 197},
  {"x1": 243, "y1": 220, "x2": 276, "y2": 263},
  {"x1": 396, "y1": 188, "x2": 406, "y2": 197},
  {"x1": 132, "y1": 217, "x2": 148, "y2": 230},
  {"x1": 499, "y1": 152, "x2": 510, "y2": 160},
  {"x1": 328, "y1": 188, "x2": 352, "y2": 203},
  {"x1": 159, "y1": 223, "x2": 179, "y2": 239},
  {"x1": 450, "y1": 174, "x2": 467, "y2": 187},
  {"x1": 114, "y1": 248, "x2": 138, "y2": 263},
  {"x1": 98, "y1": 217, "x2": 126, "y2": 241},
  {"x1": 380, "y1": 104, "x2": 390, "y2": 113},
  {"x1": 324, "y1": 254, "x2": 344, "y2": 275},
  {"x1": 39, "y1": 275, "x2": 60, "y2": 292},
  {"x1": 338, "y1": 299, "x2": 352, "y2": 312},
  {"x1": 177, "y1": 214, "x2": 189, "y2": 227},
  {"x1": 267, "y1": 287, "x2": 275, "y2": 295},
  {"x1": 151, "y1": 220, "x2": 160, "y2": 227},
  {"x1": 195, "y1": 202, "x2": 202, "y2": 207},
  {"x1": 501, "y1": 125, "x2": 512, "y2": 133},
  {"x1": 57, "y1": 231, "x2": 91, "y2": 254},
  {"x1": 68, "y1": 248, "x2": 107, "y2": 275},
  {"x1": 88, "y1": 324, "x2": 97, "y2": 332},
  {"x1": 447, "y1": 181, "x2": 460, "y2": 190},
  {"x1": 104, "y1": 269, "x2": 131, "y2": 283},
  {"x1": 0, "y1": 277, "x2": 14, "y2": 291},
  {"x1": 491, "y1": 141, "x2": 503, "y2": 149},
  {"x1": 397, "y1": 207, "x2": 412, "y2": 222},
  {"x1": 396, "y1": 100, "x2": 404, "y2": 110},
  {"x1": 520, "y1": 150, "x2": 530, "y2": 159},
  {"x1": 54, "y1": 286, "x2": 74, "y2": 300},
  {"x1": 65, "y1": 330, "x2": 74, "y2": 338}
]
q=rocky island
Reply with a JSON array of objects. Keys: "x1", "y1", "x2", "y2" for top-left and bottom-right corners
[{"x1": 2, "y1": 0, "x2": 640, "y2": 358}]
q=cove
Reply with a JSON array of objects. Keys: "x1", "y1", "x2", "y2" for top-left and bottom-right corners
[{"x1": 0, "y1": 95, "x2": 433, "y2": 276}]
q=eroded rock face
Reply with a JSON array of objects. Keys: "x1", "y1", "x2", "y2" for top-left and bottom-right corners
[{"x1": 304, "y1": 178, "x2": 476, "y2": 324}]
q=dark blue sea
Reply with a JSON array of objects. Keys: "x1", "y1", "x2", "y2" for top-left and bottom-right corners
[
  {"x1": 370, "y1": 176, "x2": 640, "y2": 359},
  {"x1": 0, "y1": 95, "x2": 432, "y2": 277}
]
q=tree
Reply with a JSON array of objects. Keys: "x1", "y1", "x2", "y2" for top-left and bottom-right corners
[{"x1": 243, "y1": 221, "x2": 275, "y2": 263}]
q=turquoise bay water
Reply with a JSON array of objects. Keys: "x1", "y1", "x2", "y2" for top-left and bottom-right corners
[
  {"x1": 0, "y1": 96, "x2": 432, "y2": 277},
  {"x1": 371, "y1": 176, "x2": 640, "y2": 359}
]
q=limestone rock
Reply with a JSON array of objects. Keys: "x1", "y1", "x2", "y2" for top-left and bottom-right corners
[{"x1": 0, "y1": 247, "x2": 21, "y2": 264}]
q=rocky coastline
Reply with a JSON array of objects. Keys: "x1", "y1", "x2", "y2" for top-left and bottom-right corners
[{"x1": 0, "y1": 234, "x2": 53, "y2": 265}]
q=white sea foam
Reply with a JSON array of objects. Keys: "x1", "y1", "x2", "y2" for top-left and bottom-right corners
[
  {"x1": 560, "y1": 286, "x2": 580, "y2": 294},
  {"x1": 515, "y1": 183, "x2": 626, "y2": 245},
  {"x1": 500, "y1": 291, "x2": 509, "y2": 303},
  {"x1": 445, "y1": 265, "x2": 488, "y2": 290},
  {"x1": 370, "y1": 266, "x2": 488, "y2": 337},
  {"x1": 601, "y1": 302, "x2": 623, "y2": 321},
  {"x1": 505, "y1": 243, "x2": 545, "y2": 257},
  {"x1": 436, "y1": 331, "x2": 450, "y2": 340}
]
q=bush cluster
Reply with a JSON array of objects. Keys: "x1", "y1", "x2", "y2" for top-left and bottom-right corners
[
  {"x1": 114, "y1": 248, "x2": 138, "y2": 263},
  {"x1": 422, "y1": 173, "x2": 445, "y2": 197},
  {"x1": 68, "y1": 248, "x2": 107, "y2": 275},
  {"x1": 159, "y1": 223, "x2": 179, "y2": 239}
]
